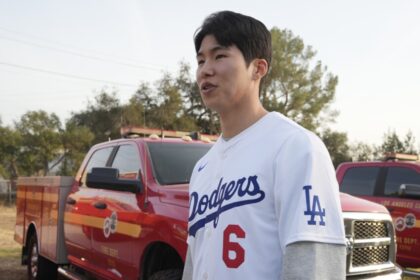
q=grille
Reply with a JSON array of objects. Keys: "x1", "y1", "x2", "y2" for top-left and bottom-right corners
[
  {"x1": 352, "y1": 246, "x2": 389, "y2": 267},
  {"x1": 354, "y1": 221, "x2": 388, "y2": 239}
]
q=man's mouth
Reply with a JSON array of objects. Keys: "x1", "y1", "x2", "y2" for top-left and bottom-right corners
[{"x1": 200, "y1": 82, "x2": 217, "y2": 94}]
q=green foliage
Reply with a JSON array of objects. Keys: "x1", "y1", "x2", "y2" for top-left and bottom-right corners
[
  {"x1": 262, "y1": 28, "x2": 338, "y2": 132},
  {"x1": 349, "y1": 142, "x2": 375, "y2": 162},
  {"x1": 0, "y1": 124, "x2": 21, "y2": 178},
  {"x1": 402, "y1": 131, "x2": 418, "y2": 154},
  {"x1": 58, "y1": 123, "x2": 94, "y2": 175},
  {"x1": 15, "y1": 111, "x2": 62, "y2": 176},
  {"x1": 320, "y1": 129, "x2": 351, "y2": 167},
  {"x1": 379, "y1": 130, "x2": 418, "y2": 155},
  {"x1": 69, "y1": 90, "x2": 121, "y2": 143}
]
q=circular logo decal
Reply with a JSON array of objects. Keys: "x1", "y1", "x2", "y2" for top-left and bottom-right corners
[
  {"x1": 103, "y1": 212, "x2": 118, "y2": 238},
  {"x1": 405, "y1": 213, "x2": 416, "y2": 228},
  {"x1": 395, "y1": 217, "x2": 406, "y2": 232},
  {"x1": 103, "y1": 218, "x2": 111, "y2": 238}
]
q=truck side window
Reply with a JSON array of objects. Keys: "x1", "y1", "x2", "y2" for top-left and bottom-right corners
[
  {"x1": 81, "y1": 146, "x2": 114, "y2": 186},
  {"x1": 111, "y1": 144, "x2": 141, "y2": 179},
  {"x1": 384, "y1": 167, "x2": 420, "y2": 196},
  {"x1": 340, "y1": 167, "x2": 380, "y2": 196}
]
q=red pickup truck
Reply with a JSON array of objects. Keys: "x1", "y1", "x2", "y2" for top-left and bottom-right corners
[
  {"x1": 337, "y1": 153, "x2": 420, "y2": 277},
  {"x1": 15, "y1": 128, "x2": 402, "y2": 280}
]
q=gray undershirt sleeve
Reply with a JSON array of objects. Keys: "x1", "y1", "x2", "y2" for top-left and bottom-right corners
[
  {"x1": 182, "y1": 246, "x2": 193, "y2": 280},
  {"x1": 283, "y1": 242, "x2": 346, "y2": 280}
]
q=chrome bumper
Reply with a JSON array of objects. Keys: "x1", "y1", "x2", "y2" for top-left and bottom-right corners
[{"x1": 347, "y1": 266, "x2": 402, "y2": 280}]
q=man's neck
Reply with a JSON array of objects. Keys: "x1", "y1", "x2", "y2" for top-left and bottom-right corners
[{"x1": 219, "y1": 102, "x2": 267, "y2": 139}]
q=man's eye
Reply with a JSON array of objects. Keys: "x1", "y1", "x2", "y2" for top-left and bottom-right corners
[
  {"x1": 197, "y1": 60, "x2": 204, "y2": 65},
  {"x1": 215, "y1": 54, "x2": 226, "y2": 60}
]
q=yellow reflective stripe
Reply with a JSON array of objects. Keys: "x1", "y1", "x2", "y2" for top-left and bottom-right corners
[
  {"x1": 65, "y1": 213, "x2": 142, "y2": 238},
  {"x1": 16, "y1": 190, "x2": 26, "y2": 199},
  {"x1": 416, "y1": 220, "x2": 420, "y2": 228},
  {"x1": 17, "y1": 190, "x2": 58, "y2": 203},
  {"x1": 65, "y1": 212, "x2": 104, "y2": 230},
  {"x1": 26, "y1": 192, "x2": 42, "y2": 201},
  {"x1": 117, "y1": 221, "x2": 142, "y2": 238},
  {"x1": 43, "y1": 193, "x2": 59, "y2": 203}
]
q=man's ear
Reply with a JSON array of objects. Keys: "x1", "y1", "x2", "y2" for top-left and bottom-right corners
[{"x1": 252, "y1": 59, "x2": 268, "y2": 80}]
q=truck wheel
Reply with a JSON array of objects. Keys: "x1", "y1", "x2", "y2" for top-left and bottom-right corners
[
  {"x1": 27, "y1": 235, "x2": 57, "y2": 280},
  {"x1": 148, "y1": 269, "x2": 182, "y2": 280}
]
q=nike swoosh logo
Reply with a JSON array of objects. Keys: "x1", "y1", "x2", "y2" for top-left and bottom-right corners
[{"x1": 198, "y1": 163, "x2": 207, "y2": 172}]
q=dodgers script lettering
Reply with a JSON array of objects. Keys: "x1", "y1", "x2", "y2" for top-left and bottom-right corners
[{"x1": 188, "y1": 175, "x2": 265, "y2": 237}]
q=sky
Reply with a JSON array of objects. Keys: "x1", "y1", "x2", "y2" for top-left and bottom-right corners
[{"x1": 0, "y1": 0, "x2": 419, "y2": 148}]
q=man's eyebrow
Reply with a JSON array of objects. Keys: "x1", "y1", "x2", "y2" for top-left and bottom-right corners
[{"x1": 196, "y1": 45, "x2": 229, "y2": 58}]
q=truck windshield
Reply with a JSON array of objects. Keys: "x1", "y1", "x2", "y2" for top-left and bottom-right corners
[{"x1": 147, "y1": 142, "x2": 211, "y2": 185}]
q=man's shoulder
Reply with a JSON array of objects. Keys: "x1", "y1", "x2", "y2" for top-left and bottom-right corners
[
  {"x1": 266, "y1": 112, "x2": 318, "y2": 144},
  {"x1": 266, "y1": 113, "x2": 328, "y2": 159}
]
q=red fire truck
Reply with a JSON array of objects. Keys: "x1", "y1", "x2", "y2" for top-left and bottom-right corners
[
  {"x1": 15, "y1": 128, "x2": 402, "y2": 279},
  {"x1": 337, "y1": 153, "x2": 420, "y2": 277}
]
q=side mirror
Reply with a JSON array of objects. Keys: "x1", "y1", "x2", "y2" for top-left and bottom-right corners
[
  {"x1": 86, "y1": 167, "x2": 143, "y2": 194},
  {"x1": 398, "y1": 184, "x2": 420, "y2": 198}
]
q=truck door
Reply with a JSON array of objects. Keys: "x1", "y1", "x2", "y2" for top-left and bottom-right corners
[
  {"x1": 378, "y1": 166, "x2": 420, "y2": 267},
  {"x1": 90, "y1": 144, "x2": 144, "y2": 280},
  {"x1": 64, "y1": 146, "x2": 114, "y2": 272}
]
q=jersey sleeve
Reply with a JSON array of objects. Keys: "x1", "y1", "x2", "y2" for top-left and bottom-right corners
[{"x1": 273, "y1": 130, "x2": 345, "y2": 250}]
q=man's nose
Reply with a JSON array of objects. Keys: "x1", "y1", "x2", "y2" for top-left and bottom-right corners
[{"x1": 198, "y1": 60, "x2": 215, "y2": 78}]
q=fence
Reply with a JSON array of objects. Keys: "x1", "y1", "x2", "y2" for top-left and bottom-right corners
[{"x1": 0, "y1": 179, "x2": 16, "y2": 205}]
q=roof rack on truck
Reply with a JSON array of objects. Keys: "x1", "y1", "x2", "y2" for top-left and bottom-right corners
[
  {"x1": 120, "y1": 126, "x2": 219, "y2": 142},
  {"x1": 384, "y1": 152, "x2": 420, "y2": 162}
]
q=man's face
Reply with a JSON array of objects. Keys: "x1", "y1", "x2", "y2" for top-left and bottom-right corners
[{"x1": 196, "y1": 35, "x2": 254, "y2": 114}]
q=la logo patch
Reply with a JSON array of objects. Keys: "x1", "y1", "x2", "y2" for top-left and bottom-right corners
[{"x1": 303, "y1": 185, "x2": 326, "y2": 226}]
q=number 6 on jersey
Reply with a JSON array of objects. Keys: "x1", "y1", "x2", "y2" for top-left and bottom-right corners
[{"x1": 223, "y1": 225, "x2": 246, "y2": 268}]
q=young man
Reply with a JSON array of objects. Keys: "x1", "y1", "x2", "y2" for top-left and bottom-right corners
[{"x1": 183, "y1": 11, "x2": 346, "y2": 280}]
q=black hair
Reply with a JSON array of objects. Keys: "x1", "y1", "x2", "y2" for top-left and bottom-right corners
[{"x1": 194, "y1": 11, "x2": 272, "y2": 73}]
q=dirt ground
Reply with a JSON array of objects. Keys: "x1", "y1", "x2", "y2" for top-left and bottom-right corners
[{"x1": 0, "y1": 204, "x2": 26, "y2": 279}]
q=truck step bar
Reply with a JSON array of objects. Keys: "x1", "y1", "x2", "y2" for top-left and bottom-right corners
[
  {"x1": 403, "y1": 269, "x2": 420, "y2": 278},
  {"x1": 57, "y1": 267, "x2": 86, "y2": 280}
]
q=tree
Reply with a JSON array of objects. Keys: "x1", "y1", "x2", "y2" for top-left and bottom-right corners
[
  {"x1": 15, "y1": 111, "x2": 62, "y2": 176},
  {"x1": 349, "y1": 142, "x2": 375, "y2": 162},
  {"x1": 57, "y1": 123, "x2": 94, "y2": 175},
  {"x1": 70, "y1": 90, "x2": 122, "y2": 143},
  {"x1": 403, "y1": 131, "x2": 418, "y2": 154},
  {"x1": 320, "y1": 129, "x2": 351, "y2": 167},
  {"x1": 261, "y1": 28, "x2": 338, "y2": 132},
  {"x1": 379, "y1": 130, "x2": 418, "y2": 155},
  {"x1": 0, "y1": 123, "x2": 22, "y2": 178}
]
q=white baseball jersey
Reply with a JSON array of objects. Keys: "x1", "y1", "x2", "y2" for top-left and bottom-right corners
[{"x1": 187, "y1": 112, "x2": 345, "y2": 280}]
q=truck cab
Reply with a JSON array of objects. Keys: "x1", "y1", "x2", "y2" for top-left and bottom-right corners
[{"x1": 337, "y1": 153, "x2": 420, "y2": 276}]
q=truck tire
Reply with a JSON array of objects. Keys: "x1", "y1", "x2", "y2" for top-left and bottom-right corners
[
  {"x1": 148, "y1": 269, "x2": 182, "y2": 280},
  {"x1": 27, "y1": 234, "x2": 57, "y2": 280}
]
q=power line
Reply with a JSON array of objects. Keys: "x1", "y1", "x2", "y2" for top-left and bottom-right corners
[
  {"x1": 0, "y1": 34, "x2": 165, "y2": 72},
  {"x1": 0, "y1": 61, "x2": 139, "y2": 88},
  {"x1": 0, "y1": 25, "x2": 172, "y2": 71}
]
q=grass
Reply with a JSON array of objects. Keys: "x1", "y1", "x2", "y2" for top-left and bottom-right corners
[
  {"x1": 0, "y1": 204, "x2": 21, "y2": 253},
  {"x1": 0, "y1": 203, "x2": 26, "y2": 279}
]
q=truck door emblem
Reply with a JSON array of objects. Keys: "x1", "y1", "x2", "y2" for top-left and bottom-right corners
[
  {"x1": 395, "y1": 217, "x2": 406, "y2": 232},
  {"x1": 103, "y1": 212, "x2": 118, "y2": 238},
  {"x1": 303, "y1": 185, "x2": 326, "y2": 226},
  {"x1": 405, "y1": 213, "x2": 415, "y2": 228}
]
